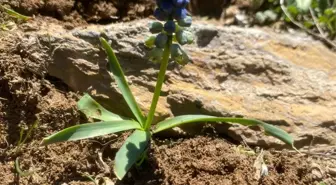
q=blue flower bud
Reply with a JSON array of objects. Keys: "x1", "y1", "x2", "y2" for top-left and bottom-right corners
[
  {"x1": 173, "y1": 0, "x2": 190, "y2": 8},
  {"x1": 178, "y1": 16, "x2": 192, "y2": 27},
  {"x1": 171, "y1": 44, "x2": 182, "y2": 58},
  {"x1": 154, "y1": 8, "x2": 168, "y2": 21},
  {"x1": 149, "y1": 47, "x2": 164, "y2": 64},
  {"x1": 164, "y1": 20, "x2": 176, "y2": 34},
  {"x1": 171, "y1": 44, "x2": 190, "y2": 65},
  {"x1": 155, "y1": 33, "x2": 168, "y2": 48},
  {"x1": 144, "y1": 35, "x2": 156, "y2": 48},
  {"x1": 173, "y1": 8, "x2": 188, "y2": 20},
  {"x1": 149, "y1": 22, "x2": 163, "y2": 34},
  {"x1": 161, "y1": 1, "x2": 174, "y2": 14},
  {"x1": 176, "y1": 30, "x2": 194, "y2": 45}
]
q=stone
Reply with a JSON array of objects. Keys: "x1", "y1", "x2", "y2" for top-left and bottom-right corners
[
  {"x1": 328, "y1": 167, "x2": 336, "y2": 177},
  {"x1": 17, "y1": 19, "x2": 336, "y2": 149}
]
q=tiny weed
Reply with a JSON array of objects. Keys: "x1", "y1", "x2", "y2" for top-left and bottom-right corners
[
  {"x1": 0, "y1": 5, "x2": 31, "y2": 21},
  {"x1": 80, "y1": 173, "x2": 99, "y2": 185},
  {"x1": 15, "y1": 157, "x2": 36, "y2": 177},
  {"x1": 16, "y1": 120, "x2": 39, "y2": 152}
]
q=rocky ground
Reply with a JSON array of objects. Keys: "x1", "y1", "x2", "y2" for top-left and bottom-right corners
[{"x1": 1, "y1": 0, "x2": 336, "y2": 185}]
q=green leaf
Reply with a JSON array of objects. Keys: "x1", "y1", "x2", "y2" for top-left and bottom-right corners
[
  {"x1": 100, "y1": 38, "x2": 145, "y2": 126},
  {"x1": 284, "y1": 16, "x2": 292, "y2": 22},
  {"x1": 78, "y1": 94, "x2": 126, "y2": 121},
  {"x1": 287, "y1": 5, "x2": 299, "y2": 16},
  {"x1": 153, "y1": 115, "x2": 294, "y2": 147},
  {"x1": 327, "y1": 19, "x2": 336, "y2": 34},
  {"x1": 319, "y1": 15, "x2": 329, "y2": 23},
  {"x1": 114, "y1": 130, "x2": 150, "y2": 180},
  {"x1": 42, "y1": 120, "x2": 141, "y2": 145},
  {"x1": 295, "y1": 0, "x2": 312, "y2": 12},
  {"x1": 303, "y1": 20, "x2": 314, "y2": 28},
  {"x1": 324, "y1": 8, "x2": 335, "y2": 16},
  {"x1": 0, "y1": 5, "x2": 31, "y2": 21}
]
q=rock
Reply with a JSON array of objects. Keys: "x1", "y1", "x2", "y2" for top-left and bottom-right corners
[
  {"x1": 328, "y1": 167, "x2": 336, "y2": 177},
  {"x1": 311, "y1": 163, "x2": 324, "y2": 181},
  {"x1": 17, "y1": 19, "x2": 336, "y2": 149},
  {"x1": 311, "y1": 169, "x2": 323, "y2": 181},
  {"x1": 235, "y1": 12, "x2": 251, "y2": 26}
]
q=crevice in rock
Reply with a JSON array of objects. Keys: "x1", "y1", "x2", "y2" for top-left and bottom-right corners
[
  {"x1": 320, "y1": 121, "x2": 336, "y2": 131},
  {"x1": 44, "y1": 74, "x2": 73, "y2": 93}
]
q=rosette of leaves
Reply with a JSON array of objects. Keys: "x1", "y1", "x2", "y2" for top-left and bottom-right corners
[{"x1": 42, "y1": 0, "x2": 296, "y2": 181}]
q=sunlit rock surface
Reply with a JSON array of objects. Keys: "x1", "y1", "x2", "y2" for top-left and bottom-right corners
[{"x1": 19, "y1": 19, "x2": 336, "y2": 149}]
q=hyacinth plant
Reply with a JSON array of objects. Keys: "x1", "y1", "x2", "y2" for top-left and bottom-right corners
[{"x1": 42, "y1": 0, "x2": 295, "y2": 180}]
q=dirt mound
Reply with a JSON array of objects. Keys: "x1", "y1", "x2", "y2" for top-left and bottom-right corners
[
  {"x1": 1, "y1": 0, "x2": 234, "y2": 24},
  {"x1": 153, "y1": 136, "x2": 335, "y2": 185},
  {"x1": 0, "y1": 0, "x2": 155, "y2": 23}
]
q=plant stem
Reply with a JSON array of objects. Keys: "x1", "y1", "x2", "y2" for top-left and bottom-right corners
[
  {"x1": 309, "y1": 7, "x2": 325, "y2": 37},
  {"x1": 144, "y1": 36, "x2": 172, "y2": 131}
]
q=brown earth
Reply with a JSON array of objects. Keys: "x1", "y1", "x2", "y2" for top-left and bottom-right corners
[
  {"x1": 1, "y1": 0, "x2": 156, "y2": 25},
  {"x1": 0, "y1": 0, "x2": 235, "y2": 25},
  {"x1": 1, "y1": 1, "x2": 336, "y2": 185}
]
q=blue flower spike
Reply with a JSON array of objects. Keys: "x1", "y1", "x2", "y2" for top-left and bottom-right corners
[
  {"x1": 149, "y1": 22, "x2": 164, "y2": 34},
  {"x1": 154, "y1": 8, "x2": 168, "y2": 21},
  {"x1": 149, "y1": 48, "x2": 164, "y2": 63},
  {"x1": 171, "y1": 44, "x2": 190, "y2": 65},
  {"x1": 164, "y1": 20, "x2": 176, "y2": 34},
  {"x1": 173, "y1": 0, "x2": 190, "y2": 8},
  {"x1": 176, "y1": 30, "x2": 194, "y2": 45},
  {"x1": 155, "y1": 33, "x2": 168, "y2": 48},
  {"x1": 146, "y1": 0, "x2": 193, "y2": 65},
  {"x1": 178, "y1": 16, "x2": 192, "y2": 27},
  {"x1": 161, "y1": 1, "x2": 174, "y2": 14},
  {"x1": 145, "y1": 36, "x2": 156, "y2": 48},
  {"x1": 173, "y1": 8, "x2": 188, "y2": 20}
]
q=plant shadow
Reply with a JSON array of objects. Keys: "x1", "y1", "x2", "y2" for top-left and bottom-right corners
[{"x1": 114, "y1": 136, "x2": 164, "y2": 185}]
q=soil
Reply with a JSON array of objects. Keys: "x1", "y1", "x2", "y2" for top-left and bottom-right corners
[
  {"x1": 1, "y1": 1, "x2": 336, "y2": 185},
  {"x1": 0, "y1": 0, "x2": 235, "y2": 25},
  {"x1": 0, "y1": 0, "x2": 156, "y2": 24}
]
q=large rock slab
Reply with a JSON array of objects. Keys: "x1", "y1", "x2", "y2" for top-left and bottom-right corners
[{"x1": 18, "y1": 19, "x2": 336, "y2": 149}]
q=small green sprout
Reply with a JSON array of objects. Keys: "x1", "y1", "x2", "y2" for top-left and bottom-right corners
[
  {"x1": 80, "y1": 173, "x2": 99, "y2": 185},
  {"x1": 0, "y1": 5, "x2": 31, "y2": 22},
  {"x1": 42, "y1": 0, "x2": 296, "y2": 180},
  {"x1": 16, "y1": 120, "x2": 39, "y2": 152},
  {"x1": 15, "y1": 157, "x2": 36, "y2": 177}
]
